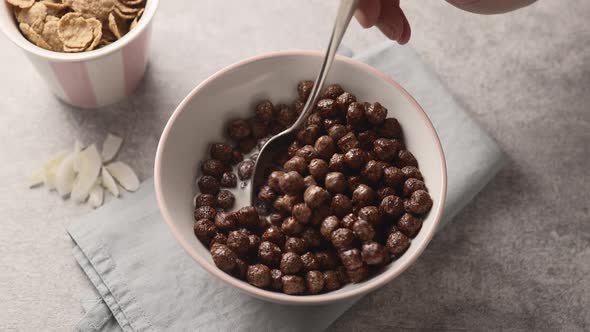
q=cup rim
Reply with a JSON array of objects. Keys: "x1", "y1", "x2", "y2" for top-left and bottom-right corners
[
  {"x1": 155, "y1": 50, "x2": 448, "y2": 305},
  {"x1": 0, "y1": 0, "x2": 159, "y2": 62}
]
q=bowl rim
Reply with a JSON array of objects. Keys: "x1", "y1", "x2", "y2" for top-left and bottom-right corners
[
  {"x1": 154, "y1": 50, "x2": 447, "y2": 305},
  {"x1": 0, "y1": 0, "x2": 159, "y2": 62}
]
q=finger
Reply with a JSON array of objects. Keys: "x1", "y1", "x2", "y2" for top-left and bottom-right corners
[
  {"x1": 376, "y1": 0, "x2": 405, "y2": 41},
  {"x1": 398, "y1": 9, "x2": 411, "y2": 44},
  {"x1": 354, "y1": 0, "x2": 381, "y2": 28}
]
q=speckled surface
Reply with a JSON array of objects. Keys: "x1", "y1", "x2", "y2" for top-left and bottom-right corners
[{"x1": 0, "y1": 0, "x2": 588, "y2": 331}]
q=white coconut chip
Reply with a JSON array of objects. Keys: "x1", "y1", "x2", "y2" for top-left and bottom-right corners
[
  {"x1": 28, "y1": 168, "x2": 44, "y2": 188},
  {"x1": 71, "y1": 145, "x2": 102, "y2": 202},
  {"x1": 41, "y1": 151, "x2": 67, "y2": 190},
  {"x1": 101, "y1": 166, "x2": 119, "y2": 197},
  {"x1": 101, "y1": 133, "x2": 123, "y2": 163},
  {"x1": 55, "y1": 153, "x2": 76, "y2": 197},
  {"x1": 88, "y1": 182, "x2": 104, "y2": 208},
  {"x1": 73, "y1": 140, "x2": 83, "y2": 173},
  {"x1": 105, "y1": 161, "x2": 139, "y2": 192}
]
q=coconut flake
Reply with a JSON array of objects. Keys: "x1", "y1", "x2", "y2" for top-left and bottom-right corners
[
  {"x1": 71, "y1": 145, "x2": 102, "y2": 202},
  {"x1": 101, "y1": 133, "x2": 123, "y2": 163},
  {"x1": 101, "y1": 166, "x2": 119, "y2": 197},
  {"x1": 28, "y1": 168, "x2": 44, "y2": 188},
  {"x1": 42, "y1": 151, "x2": 67, "y2": 190},
  {"x1": 105, "y1": 161, "x2": 139, "y2": 192},
  {"x1": 55, "y1": 153, "x2": 76, "y2": 197},
  {"x1": 88, "y1": 182, "x2": 104, "y2": 208},
  {"x1": 73, "y1": 140, "x2": 83, "y2": 173}
]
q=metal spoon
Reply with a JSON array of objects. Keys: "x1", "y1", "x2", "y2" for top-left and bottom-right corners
[{"x1": 250, "y1": 0, "x2": 359, "y2": 205}]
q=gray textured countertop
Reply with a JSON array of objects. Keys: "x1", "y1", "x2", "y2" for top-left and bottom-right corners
[{"x1": 1, "y1": 1, "x2": 588, "y2": 331}]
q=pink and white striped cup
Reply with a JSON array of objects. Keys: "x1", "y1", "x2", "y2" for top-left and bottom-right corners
[{"x1": 0, "y1": 0, "x2": 159, "y2": 108}]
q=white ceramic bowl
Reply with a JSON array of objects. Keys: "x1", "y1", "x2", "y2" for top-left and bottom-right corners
[
  {"x1": 155, "y1": 51, "x2": 447, "y2": 305},
  {"x1": 0, "y1": 0, "x2": 159, "y2": 108}
]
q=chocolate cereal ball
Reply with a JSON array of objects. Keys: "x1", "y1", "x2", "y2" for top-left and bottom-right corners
[
  {"x1": 262, "y1": 226, "x2": 286, "y2": 247},
  {"x1": 323, "y1": 271, "x2": 342, "y2": 291},
  {"x1": 303, "y1": 175, "x2": 317, "y2": 188},
  {"x1": 337, "y1": 132, "x2": 360, "y2": 153},
  {"x1": 324, "y1": 172, "x2": 347, "y2": 194},
  {"x1": 292, "y1": 203, "x2": 312, "y2": 224},
  {"x1": 301, "y1": 252, "x2": 321, "y2": 271},
  {"x1": 270, "y1": 269, "x2": 283, "y2": 291},
  {"x1": 255, "y1": 100, "x2": 275, "y2": 124},
  {"x1": 282, "y1": 275, "x2": 306, "y2": 295},
  {"x1": 352, "y1": 219, "x2": 375, "y2": 242},
  {"x1": 396, "y1": 148, "x2": 418, "y2": 168},
  {"x1": 227, "y1": 230, "x2": 250, "y2": 258},
  {"x1": 314, "y1": 136, "x2": 336, "y2": 160},
  {"x1": 379, "y1": 195, "x2": 405, "y2": 218},
  {"x1": 248, "y1": 234, "x2": 261, "y2": 255},
  {"x1": 258, "y1": 185, "x2": 277, "y2": 204},
  {"x1": 347, "y1": 265, "x2": 369, "y2": 283},
  {"x1": 328, "y1": 124, "x2": 348, "y2": 142},
  {"x1": 306, "y1": 113, "x2": 323, "y2": 127},
  {"x1": 331, "y1": 194, "x2": 353, "y2": 217},
  {"x1": 194, "y1": 205, "x2": 217, "y2": 221},
  {"x1": 237, "y1": 160, "x2": 254, "y2": 180},
  {"x1": 283, "y1": 156, "x2": 307, "y2": 174},
  {"x1": 273, "y1": 195, "x2": 299, "y2": 213},
  {"x1": 404, "y1": 190, "x2": 433, "y2": 215},
  {"x1": 344, "y1": 148, "x2": 367, "y2": 170},
  {"x1": 195, "y1": 194, "x2": 216, "y2": 208},
  {"x1": 282, "y1": 216, "x2": 303, "y2": 236},
  {"x1": 211, "y1": 244, "x2": 237, "y2": 272},
  {"x1": 365, "y1": 102, "x2": 387, "y2": 125},
  {"x1": 373, "y1": 138, "x2": 401, "y2": 162},
  {"x1": 227, "y1": 119, "x2": 251, "y2": 140},
  {"x1": 279, "y1": 171, "x2": 305, "y2": 195},
  {"x1": 288, "y1": 141, "x2": 303, "y2": 158},
  {"x1": 383, "y1": 166, "x2": 404, "y2": 188},
  {"x1": 194, "y1": 219, "x2": 217, "y2": 245},
  {"x1": 352, "y1": 184, "x2": 375, "y2": 208},
  {"x1": 336, "y1": 92, "x2": 356, "y2": 110},
  {"x1": 308, "y1": 159, "x2": 329, "y2": 181},
  {"x1": 358, "y1": 206, "x2": 381, "y2": 226},
  {"x1": 258, "y1": 241, "x2": 282, "y2": 267},
  {"x1": 401, "y1": 166, "x2": 423, "y2": 180},
  {"x1": 248, "y1": 118, "x2": 268, "y2": 139},
  {"x1": 331, "y1": 228, "x2": 355, "y2": 250},
  {"x1": 341, "y1": 213, "x2": 358, "y2": 228},
  {"x1": 361, "y1": 160, "x2": 384, "y2": 183},
  {"x1": 198, "y1": 175, "x2": 220, "y2": 195},
  {"x1": 306, "y1": 271, "x2": 325, "y2": 294},
  {"x1": 297, "y1": 124, "x2": 322, "y2": 145},
  {"x1": 216, "y1": 190, "x2": 235, "y2": 210},
  {"x1": 339, "y1": 248, "x2": 363, "y2": 270},
  {"x1": 386, "y1": 231, "x2": 410, "y2": 257},
  {"x1": 376, "y1": 187, "x2": 397, "y2": 201},
  {"x1": 297, "y1": 80, "x2": 314, "y2": 101},
  {"x1": 276, "y1": 104, "x2": 297, "y2": 127},
  {"x1": 322, "y1": 84, "x2": 345, "y2": 99},
  {"x1": 237, "y1": 206, "x2": 259, "y2": 229},
  {"x1": 201, "y1": 159, "x2": 226, "y2": 178},
  {"x1": 320, "y1": 216, "x2": 340, "y2": 239},
  {"x1": 316, "y1": 99, "x2": 338, "y2": 118},
  {"x1": 378, "y1": 117, "x2": 402, "y2": 139},
  {"x1": 328, "y1": 153, "x2": 346, "y2": 172},
  {"x1": 397, "y1": 213, "x2": 423, "y2": 238},
  {"x1": 267, "y1": 171, "x2": 285, "y2": 192},
  {"x1": 214, "y1": 212, "x2": 237, "y2": 232},
  {"x1": 280, "y1": 252, "x2": 303, "y2": 274},
  {"x1": 403, "y1": 178, "x2": 427, "y2": 197},
  {"x1": 285, "y1": 237, "x2": 307, "y2": 255},
  {"x1": 361, "y1": 242, "x2": 387, "y2": 265},
  {"x1": 247, "y1": 264, "x2": 271, "y2": 288},
  {"x1": 324, "y1": 117, "x2": 344, "y2": 131},
  {"x1": 302, "y1": 227, "x2": 322, "y2": 248},
  {"x1": 210, "y1": 143, "x2": 233, "y2": 162},
  {"x1": 220, "y1": 172, "x2": 238, "y2": 188},
  {"x1": 346, "y1": 102, "x2": 366, "y2": 128},
  {"x1": 303, "y1": 185, "x2": 330, "y2": 209},
  {"x1": 357, "y1": 130, "x2": 377, "y2": 150},
  {"x1": 296, "y1": 145, "x2": 317, "y2": 162}
]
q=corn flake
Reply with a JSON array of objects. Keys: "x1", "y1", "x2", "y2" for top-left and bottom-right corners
[{"x1": 57, "y1": 12, "x2": 94, "y2": 49}]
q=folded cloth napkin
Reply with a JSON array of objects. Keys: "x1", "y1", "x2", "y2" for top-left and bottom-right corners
[{"x1": 68, "y1": 42, "x2": 506, "y2": 332}]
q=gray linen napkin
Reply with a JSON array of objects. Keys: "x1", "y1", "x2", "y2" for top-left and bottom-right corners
[{"x1": 68, "y1": 42, "x2": 506, "y2": 332}]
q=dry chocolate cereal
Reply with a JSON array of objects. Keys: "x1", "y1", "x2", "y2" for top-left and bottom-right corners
[
  {"x1": 306, "y1": 271, "x2": 325, "y2": 294},
  {"x1": 247, "y1": 264, "x2": 271, "y2": 288}
]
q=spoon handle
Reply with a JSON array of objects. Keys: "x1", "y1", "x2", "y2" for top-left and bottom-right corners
[{"x1": 291, "y1": 0, "x2": 359, "y2": 130}]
